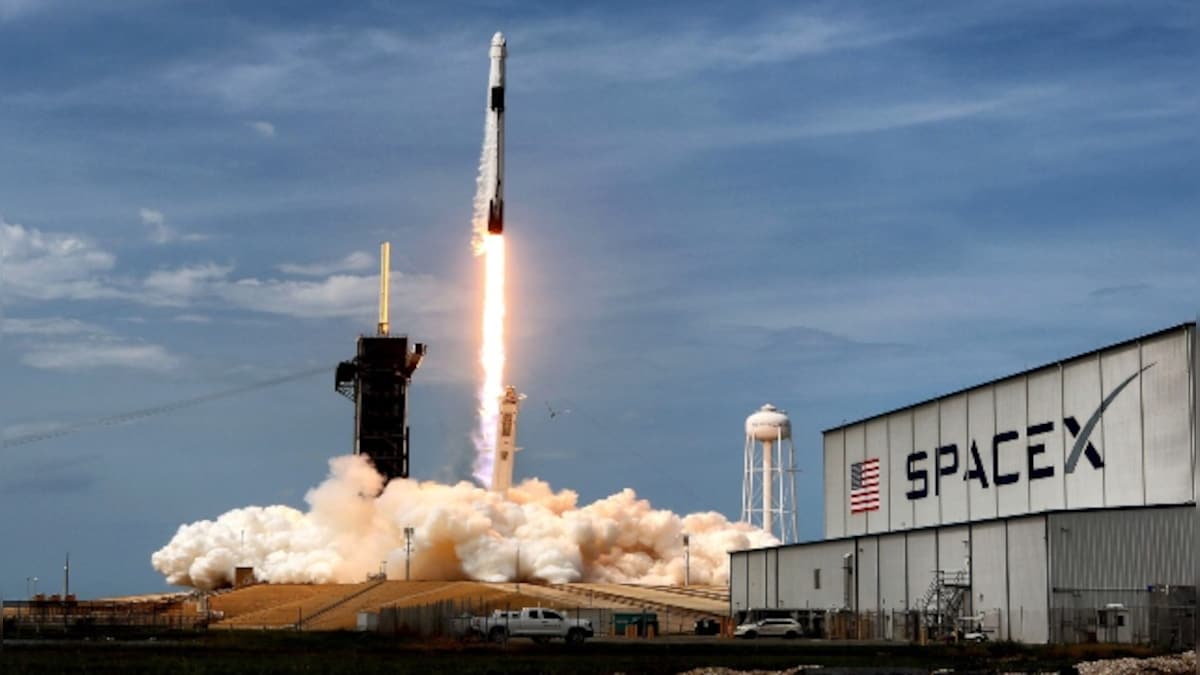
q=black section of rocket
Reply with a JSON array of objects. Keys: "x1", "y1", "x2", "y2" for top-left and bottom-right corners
[{"x1": 486, "y1": 32, "x2": 506, "y2": 235}]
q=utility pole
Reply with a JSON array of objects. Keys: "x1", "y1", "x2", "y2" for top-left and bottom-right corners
[
  {"x1": 403, "y1": 527, "x2": 414, "y2": 581},
  {"x1": 682, "y1": 534, "x2": 691, "y2": 587},
  {"x1": 64, "y1": 553, "x2": 70, "y2": 598}
]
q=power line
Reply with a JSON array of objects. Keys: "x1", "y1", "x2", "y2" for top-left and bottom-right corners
[{"x1": 1, "y1": 365, "x2": 329, "y2": 449}]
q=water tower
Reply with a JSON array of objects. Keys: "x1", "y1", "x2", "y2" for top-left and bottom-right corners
[{"x1": 742, "y1": 404, "x2": 798, "y2": 543}]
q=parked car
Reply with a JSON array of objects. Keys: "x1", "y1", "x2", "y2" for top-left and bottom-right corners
[
  {"x1": 693, "y1": 617, "x2": 721, "y2": 635},
  {"x1": 734, "y1": 617, "x2": 801, "y2": 639}
]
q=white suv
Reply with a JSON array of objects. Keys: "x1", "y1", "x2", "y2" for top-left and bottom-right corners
[{"x1": 734, "y1": 618, "x2": 801, "y2": 639}]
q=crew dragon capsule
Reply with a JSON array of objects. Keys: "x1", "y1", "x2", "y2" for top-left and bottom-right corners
[{"x1": 486, "y1": 32, "x2": 506, "y2": 235}]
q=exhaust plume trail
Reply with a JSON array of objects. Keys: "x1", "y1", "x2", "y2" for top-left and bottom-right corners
[
  {"x1": 471, "y1": 33, "x2": 507, "y2": 487},
  {"x1": 472, "y1": 233, "x2": 505, "y2": 485}
]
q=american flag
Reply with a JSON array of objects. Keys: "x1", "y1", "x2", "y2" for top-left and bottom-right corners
[{"x1": 850, "y1": 458, "x2": 880, "y2": 514}]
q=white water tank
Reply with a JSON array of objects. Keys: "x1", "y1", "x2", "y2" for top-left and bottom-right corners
[{"x1": 746, "y1": 404, "x2": 791, "y2": 441}]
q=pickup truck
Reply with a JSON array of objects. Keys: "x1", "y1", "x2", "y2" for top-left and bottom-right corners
[{"x1": 467, "y1": 608, "x2": 594, "y2": 644}]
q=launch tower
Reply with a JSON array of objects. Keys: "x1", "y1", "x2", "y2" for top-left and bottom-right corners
[{"x1": 335, "y1": 242, "x2": 425, "y2": 481}]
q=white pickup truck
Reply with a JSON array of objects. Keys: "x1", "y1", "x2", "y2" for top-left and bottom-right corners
[{"x1": 467, "y1": 607, "x2": 594, "y2": 644}]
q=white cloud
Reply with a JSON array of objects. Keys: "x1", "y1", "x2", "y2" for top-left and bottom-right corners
[
  {"x1": 138, "y1": 207, "x2": 207, "y2": 245},
  {"x1": 140, "y1": 207, "x2": 170, "y2": 244},
  {"x1": 137, "y1": 261, "x2": 454, "y2": 321},
  {"x1": 519, "y1": 12, "x2": 902, "y2": 84},
  {"x1": 249, "y1": 120, "x2": 276, "y2": 138},
  {"x1": 2, "y1": 220, "x2": 453, "y2": 322},
  {"x1": 277, "y1": 251, "x2": 374, "y2": 276},
  {"x1": 140, "y1": 258, "x2": 454, "y2": 321},
  {"x1": 1, "y1": 420, "x2": 66, "y2": 439},
  {"x1": 0, "y1": 0, "x2": 43, "y2": 21},
  {"x1": 173, "y1": 314, "x2": 211, "y2": 324},
  {"x1": 1, "y1": 314, "x2": 176, "y2": 373},
  {"x1": 0, "y1": 218, "x2": 119, "y2": 301},
  {"x1": 143, "y1": 262, "x2": 234, "y2": 306},
  {"x1": 139, "y1": 207, "x2": 165, "y2": 227},
  {"x1": 1, "y1": 317, "x2": 107, "y2": 336},
  {"x1": 219, "y1": 274, "x2": 383, "y2": 319},
  {"x1": 21, "y1": 341, "x2": 180, "y2": 372}
]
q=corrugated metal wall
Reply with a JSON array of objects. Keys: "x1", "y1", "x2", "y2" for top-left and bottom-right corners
[
  {"x1": 823, "y1": 325, "x2": 1196, "y2": 539},
  {"x1": 905, "y1": 529, "x2": 936, "y2": 608},
  {"x1": 1048, "y1": 506, "x2": 1194, "y2": 601},
  {"x1": 878, "y1": 533, "x2": 907, "y2": 611},
  {"x1": 971, "y1": 521, "x2": 1009, "y2": 640},
  {"x1": 730, "y1": 551, "x2": 749, "y2": 613},
  {"x1": 733, "y1": 506, "x2": 1198, "y2": 643},
  {"x1": 1045, "y1": 505, "x2": 1195, "y2": 642},
  {"x1": 856, "y1": 538, "x2": 879, "y2": 614},
  {"x1": 1006, "y1": 516, "x2": 1049, "y2": 642},
  {"x1": 776, "y1": 539, "x2": 854, "y2": 609}
]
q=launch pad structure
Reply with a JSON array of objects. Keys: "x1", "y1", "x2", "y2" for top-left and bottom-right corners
[{"x1": 335, "y1": 242, "x2": 425, "y2": 481}]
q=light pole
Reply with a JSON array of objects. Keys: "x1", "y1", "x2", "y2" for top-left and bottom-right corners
[
  {"x1": 26, "y1": 576, "x2": 38, "y2": 599},
  {"x1": 403, "y1": 527, "x2": 414, "y2": 581},
  {"x1": 682, "y1": 534, "x2": 691, "y2": 587}
]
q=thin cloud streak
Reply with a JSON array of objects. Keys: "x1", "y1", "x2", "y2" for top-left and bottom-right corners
[{"x1": 21, "y1": 341, "x2": 180, "y2": 372}]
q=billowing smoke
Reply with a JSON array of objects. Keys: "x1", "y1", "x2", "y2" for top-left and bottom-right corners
[{"x1": 152, "y1": 455, "x2": 776, "y2": 590}]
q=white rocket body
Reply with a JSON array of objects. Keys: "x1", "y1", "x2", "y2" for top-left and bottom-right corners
[
  {"x1": 491, "y1": 386, "x2": 522, "y2": 491},
  {"x1": 485, "y1": 32, "x2": 506, "y2": 235}
]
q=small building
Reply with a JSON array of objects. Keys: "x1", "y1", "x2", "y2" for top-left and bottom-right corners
[{"x1": 730, "y1": 323, "x2": 1197, "y2": 645}]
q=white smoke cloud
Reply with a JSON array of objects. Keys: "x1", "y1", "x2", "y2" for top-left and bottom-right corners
[{"x1": 152, "y1": 455, "x2": 776, "y2": 590}]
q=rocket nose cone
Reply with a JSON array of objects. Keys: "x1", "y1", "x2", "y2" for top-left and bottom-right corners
[{"x1": 492, "y1": 32, "x2": 506, "y2": 46}]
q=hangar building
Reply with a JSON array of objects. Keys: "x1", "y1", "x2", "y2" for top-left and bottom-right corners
[{"x1": 730, "y1": 323, "x2": 1197, "y2": 644}]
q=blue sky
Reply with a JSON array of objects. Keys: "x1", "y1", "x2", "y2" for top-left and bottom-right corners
[{"x1": 0, "y1": 1, "x2": 1196, "y2": 597}]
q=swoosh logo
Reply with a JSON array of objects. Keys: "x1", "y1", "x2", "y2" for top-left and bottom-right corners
[{"x1": 1064, "y1": 362, "x2": 1155, "y2": 473}]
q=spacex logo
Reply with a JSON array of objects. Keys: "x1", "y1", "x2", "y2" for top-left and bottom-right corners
[{"x1": 904, "y1": 364, "x2": 1154, "y2": 500}]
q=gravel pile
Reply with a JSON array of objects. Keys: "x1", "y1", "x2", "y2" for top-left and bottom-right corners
[{"x1": 1077, "y1": 650, "x2": 1195, "y2": 675}]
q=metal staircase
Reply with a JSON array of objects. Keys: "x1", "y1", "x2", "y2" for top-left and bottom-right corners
[{"x1": 918, "y1": 570, "x2": 971, "y2": 639}]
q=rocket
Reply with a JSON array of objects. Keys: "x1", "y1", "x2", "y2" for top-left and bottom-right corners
[{"x1": 486, "y1": 32, "x2": 506, "y2": 235}]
